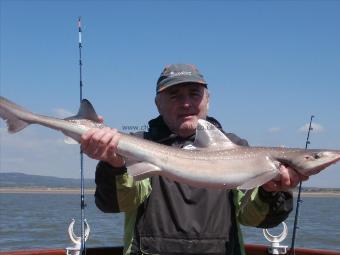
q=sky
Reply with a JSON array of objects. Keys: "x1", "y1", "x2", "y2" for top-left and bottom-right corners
[{"x1": 0, "y1": 0, "x2": 339, "y2": 187}]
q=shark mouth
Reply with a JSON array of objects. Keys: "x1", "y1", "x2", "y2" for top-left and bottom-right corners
[{"x1": 305, "y1": 157, "x2": 340, "y2": 176}]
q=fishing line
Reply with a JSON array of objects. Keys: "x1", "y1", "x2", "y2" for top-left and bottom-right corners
[
  {"x1": 289, "y1": 115, "x2": 314, "y2": 255},
  {"x1": 77, "y1": 16, "x2": 87, "y2": 255}
]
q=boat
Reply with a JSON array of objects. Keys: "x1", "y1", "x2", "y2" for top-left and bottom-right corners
[
  {"x1": 1, "y1": 244, "x2": 340, "y2": 255},
  {"x1": 1, "y1": 221, "x2": 339, "y2": 255}
]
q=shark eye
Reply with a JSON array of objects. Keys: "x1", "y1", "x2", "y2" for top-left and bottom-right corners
[
  {"x1": 304, "y1": 154, "x2": 320, "y2": 160},
  {"x1": 313, "y1": 153, "x2": 320, "y2": 159}
]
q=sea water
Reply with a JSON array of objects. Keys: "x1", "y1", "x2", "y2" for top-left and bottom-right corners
[{"x1": 0, "y1": 193, "x2": 339, "y2": 252}]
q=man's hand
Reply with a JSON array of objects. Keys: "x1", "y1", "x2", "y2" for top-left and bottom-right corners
[
  {"x1": 262, "y1": 164, "x2": 309, "y2": 192},
  {"x1": 81, "y1": 127, "x2": 125, "y2": 168}
]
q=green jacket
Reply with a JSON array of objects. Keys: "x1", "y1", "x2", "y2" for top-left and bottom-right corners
[{"x1": 94, "y1": 116, "x2": 293, "y2": 255}]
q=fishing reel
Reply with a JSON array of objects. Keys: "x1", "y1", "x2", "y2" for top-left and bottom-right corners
[
  {"x1": 263, "y1": 221, "x2": 288, "y2": 255},
  {"x1": 66, "y1": 218, "x2": 90, "y2": 255}
]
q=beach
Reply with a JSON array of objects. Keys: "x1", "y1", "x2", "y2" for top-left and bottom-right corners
[
  {"x1": 0, "y1": 187, "x2": 95, "y2": 194},
  {"x1": 1, "y1": 187, "x2": 339, "y2": 197}
]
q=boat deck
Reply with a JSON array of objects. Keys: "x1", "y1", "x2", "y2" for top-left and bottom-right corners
[{"x1": 1, "y1": 244, "x2": 340, "y2": 255}]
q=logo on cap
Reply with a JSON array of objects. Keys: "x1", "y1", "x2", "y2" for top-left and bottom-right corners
[{"x1": 170, "y1": 71, "x2": 192, "y2": 77}]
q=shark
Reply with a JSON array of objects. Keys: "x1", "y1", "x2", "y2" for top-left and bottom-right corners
[{"x1": 1, "y1": 96, "x2": 339, "y2": 189}]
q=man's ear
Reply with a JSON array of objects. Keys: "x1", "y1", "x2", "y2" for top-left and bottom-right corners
[
  {"x1": 155, "y1": 95, "x2": 161, "y2": 113},
  {"x1": 206, "y1": 90, "x2": 210, "y2": 111}
]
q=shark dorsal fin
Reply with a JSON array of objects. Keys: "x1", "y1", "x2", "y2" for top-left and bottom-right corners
[
  {"x1": 67, "y1": 99, "x2": 100, "y2": 122},
  {"x1": 77, "y1": 99, "x2": 100, "y2": 121},
  {"x1": 63, "y1": 99, "x2": 100, "y2": 122},
  {"x1": 192, "y1": 119, "x2": 239, "y2": 150}
]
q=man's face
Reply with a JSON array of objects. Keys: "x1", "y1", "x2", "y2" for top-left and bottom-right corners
[{"x1": 155, "y1": 83, "x2": 209, "y2": 138}]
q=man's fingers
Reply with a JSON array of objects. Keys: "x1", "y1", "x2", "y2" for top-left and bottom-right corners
[
  {"x1": 106, "y1": 130, "x2": 121, "y2": 156},
  {"x1": 80, "y1": 127, "x2": 120, "y2": 161},
  {"x1": 280, "y1": 165, "x2": 298, "y2": 188},
  {"x1": 81, "y1": 128, "x2": 98, "y2": 151},
  {"x1": 95, "y1": 129, "x2": 120, "y2": 159},
  {"x1": 97, "y1": 115, "x2": 104, "y2": 123},
  {"x1": 85, "y1": 128, "x2": 107, "y2": 156},
  {"x1": 262, "y1": 181, "x2": 279, "y2": 192},
  {"x1": 262, "y1": 164, "x2": 310, "y2": 192}
]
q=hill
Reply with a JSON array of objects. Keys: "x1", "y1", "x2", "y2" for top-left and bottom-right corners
[
  {"x1": 1, "y1": 172, "x2": 339, "y2": 193},
  {"x1": 0, "y1": 172, "x2": 95, "y2": 188}
]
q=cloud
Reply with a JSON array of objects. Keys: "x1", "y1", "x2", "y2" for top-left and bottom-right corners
[
  {"x1": 0, "y1": 126, "x2": 66, "y2": 150},
  {"x1": 52, "y1": 108, "x2": 74, "y2": 118},
  {"x1": 268, "y1": 127, "x2": 281, "y2": 133},
  {"x1": 298, "y1": 122, "x2": 325, "y2": 133},
  {"x1": 0, "y1": 126, "x2": 84, "y2": 178}
]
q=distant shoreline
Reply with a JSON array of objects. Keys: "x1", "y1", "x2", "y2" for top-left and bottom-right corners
[
  {"x1": 1, "y1": 187, "x2": 340, "y2": 197},
  {"x1": 0, "y1": 187, "x2": 95, "y2": 194},
  {"x1": 295, "y1": 191, "x2": 340, "y2": 197}
]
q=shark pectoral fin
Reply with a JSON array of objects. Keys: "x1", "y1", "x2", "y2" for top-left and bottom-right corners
[
  {"x1": 239, "y1": 171, "x2": 278, "y2": 190},
  {"x1": 240, "y1": 156, "x2": 280, "y2": 189},
  {"x1": 64, "y1": 136, "x2": 79, "y2": 144},
  {"x1": 239, "y1": 188, "x2": 255, "y2": 212},
  {"x1": 194, "y1": 119, "x2": 239, "y2": 150},
  {"x1": 127, "y1": 162, "x2": 162, "y2": 181},
  {"x1": 62, "y1": 131, "x2": 81, "y2": 144}
]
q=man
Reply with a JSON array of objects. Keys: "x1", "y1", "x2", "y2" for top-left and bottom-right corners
[{"x1": 81, "y1": 64, "x2": 307, "y2": 255}]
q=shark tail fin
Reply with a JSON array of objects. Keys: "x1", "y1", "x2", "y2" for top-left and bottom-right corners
[
  {"x1": 0, "y1": 96, "x2": 31, "y2": 133},
  {"x1": 5, "y1": 116, "x2": 29, "y2": 133}
]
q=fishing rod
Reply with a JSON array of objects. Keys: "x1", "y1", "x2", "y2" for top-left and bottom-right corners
[
  {"x1": 78, "y1": 16, "x2": 87, "y2": 255},
  {"x1": 290, "y1": 115, "x2": 314, "y2": 255},
  {"x1": 78, "y1": 17, "x2": 83, "y2": 103}
]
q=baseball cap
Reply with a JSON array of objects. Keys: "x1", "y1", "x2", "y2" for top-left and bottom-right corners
[{"x1": 156, "y1": 64, "x2": 207, "y2": 93}]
